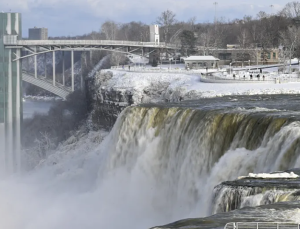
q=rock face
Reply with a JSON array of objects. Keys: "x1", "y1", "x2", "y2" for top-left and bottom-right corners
[
  {"x1": 151, "y1": 201, "x2": 300, "y2": 229},
  {"x1": 94, "y1": 71, "x2": 134, "y2": 105},
  {"x1": 150, "y1": 168, "x2": 300, "y2": 229}
]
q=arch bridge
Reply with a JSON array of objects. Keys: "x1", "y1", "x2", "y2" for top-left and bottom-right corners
[
  {"x1": 4, "y1": 36, "x2": 177, "y2": 98},
  {"x1": 0, "y1": 12, "x2": 178, "y2": 173}
]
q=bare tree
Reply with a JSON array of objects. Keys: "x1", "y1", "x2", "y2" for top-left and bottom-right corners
[
  {"x1": 34, "y1": 132, "x2": 55, "y2": 158},
  {"x1": 281, "y1": 1, "x2": 300, "y2": 18},
  {"x1": 156, "y1": 10, "x2": 177, "y2": 42},
  {"x1": 280, "y1": 25, "x2": 300, "y2": 71},
  {"x1": 101, "y1": 21, "x2": 119, "y2": 40},
  {"x1": 118, "y1": 22, "x2": 149, "y2": 41},
  {"x1": 110, "y1": 53, "x2": 127, "y2": 66}
]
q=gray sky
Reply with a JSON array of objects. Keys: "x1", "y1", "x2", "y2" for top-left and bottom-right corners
[{"x1": 0, "y1": 0, "x2": 295, "y2": 37}]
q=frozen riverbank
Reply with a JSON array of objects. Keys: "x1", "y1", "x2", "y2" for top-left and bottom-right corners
[{"x1": 98, "y1": 69, "x2": 300, "y2": 104}]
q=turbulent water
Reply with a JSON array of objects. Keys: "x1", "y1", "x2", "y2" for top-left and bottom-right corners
[
  {"x1": 3, "y1": 95, "x2": 300, "y2": 228},
  {"x1": 102, "y1": 101, "x2": 300, "y2": 219}
]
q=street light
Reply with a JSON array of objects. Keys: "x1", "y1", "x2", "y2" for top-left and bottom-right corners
[
  {"x1": 248, "y1": 60, "x2": 250, "y2": 72},
  {"x1": 213, "y1": 2, "x2": 218, "y2": 24}
]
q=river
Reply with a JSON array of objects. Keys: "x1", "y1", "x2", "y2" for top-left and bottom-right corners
[{"x1": 22, "y1": 99, "x2": 55, "y2": 119}]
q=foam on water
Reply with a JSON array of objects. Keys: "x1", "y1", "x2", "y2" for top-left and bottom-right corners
[{"x1": 1, "y1": 106, "x2": 300, "y2": 228}]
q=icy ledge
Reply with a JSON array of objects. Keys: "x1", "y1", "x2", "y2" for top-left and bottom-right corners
[{"x1": 238, "y1": 172, "x2": 299, "y2": 179}]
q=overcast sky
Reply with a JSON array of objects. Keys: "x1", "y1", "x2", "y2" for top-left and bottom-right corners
[{"x1": 0, "y1": 0, "x2": 295, "y2": 37}]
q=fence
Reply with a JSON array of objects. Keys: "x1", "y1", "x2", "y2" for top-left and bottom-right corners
[
  {"x1": 110, "y1": 65, "x2": 204, "y2": 75},
  {"x1": 110, "y1": 65, "x2": 300, "y2": 83},
  {"x1": 3, "y1": 37, "x2": 177, "y2": 48},
  {"x1": 225, "y1": 222, "x2": 300, "y2": 229}
]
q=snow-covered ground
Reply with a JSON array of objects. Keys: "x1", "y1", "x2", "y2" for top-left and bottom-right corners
[
  {"x1": 239, "y1": 172, "x2": 299, "y2": 179},
  {"x1": 99, "y1": 68, "x2": 300, "y2": 104}
]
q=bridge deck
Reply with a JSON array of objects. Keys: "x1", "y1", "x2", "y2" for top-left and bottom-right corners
[
  {"x1": 22, "y1": 71, "x2": 71, "y2": 99},
  {"x1": 3, "y1": 36, "x2": 177, "y2": 49}
]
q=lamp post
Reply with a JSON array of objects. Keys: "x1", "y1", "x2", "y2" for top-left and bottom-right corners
[
  {"x1": 213, "y1": 2, "x2": 218, "y2": 24},
  {"x1": 248, "y1": 60, "x2": 250, "y2": 72}
]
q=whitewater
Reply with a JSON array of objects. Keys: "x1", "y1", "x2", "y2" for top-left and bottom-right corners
[
  {"x1": 6, "y1": 67, "x2": 300, "y2": 229},
  {"x1": 3, "y1": 97, "x2": 300, "y2": 229}
]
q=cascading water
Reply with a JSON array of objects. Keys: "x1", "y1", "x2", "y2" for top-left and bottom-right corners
[
  {"x1": 96, "y1": 105, "x2": 300, "y2": 223},
  {"x1": 212, "y1": 185, "x2": 300, "y2": 214},
  {"x1": 3, "y1": 99, "x2": 300, "y2": 229}
]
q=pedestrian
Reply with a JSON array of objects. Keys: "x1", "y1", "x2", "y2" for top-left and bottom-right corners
[
  {"x1": 128, "y1": 65, "x2": 131, "y2": 71},
  {"x1": 263, "y1": 75, "x2": 265, "y2": 81},
  {"x1": 243, "y1": 75, "x2": 245, "y2": 80},
  {"x1": 250, "y1": 74, "x2": 253, "y2": 79}
]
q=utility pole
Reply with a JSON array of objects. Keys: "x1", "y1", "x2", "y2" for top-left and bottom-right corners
[
  {"x1": 270, "y1": 5, "x2": 274, "y2": 15},
  {"x1": 213, "y1": 2, "x2": 218, "y2": 24}
]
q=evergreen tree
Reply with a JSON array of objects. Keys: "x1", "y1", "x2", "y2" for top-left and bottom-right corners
[{"x1": 179, "y1": 30, "x2": 197, "y2": 56}]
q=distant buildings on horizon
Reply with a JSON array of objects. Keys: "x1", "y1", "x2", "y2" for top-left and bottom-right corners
[{"x1": 28, "y1": 27, "x2": 48, "y2": 40}]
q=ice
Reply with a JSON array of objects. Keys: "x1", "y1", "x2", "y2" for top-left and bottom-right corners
[
  {"x1": 100, "y1": 68, "x2": 300, "y2": 104},
  {"x1": 238, "y1": 172, "x2": 299, "y2": 179}
]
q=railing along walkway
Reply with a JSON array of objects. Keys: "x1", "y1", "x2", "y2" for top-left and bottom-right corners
[
  {"x1": 225, "y1": 222, "x2": 300, "y2": 229},
  {"x1": 22, "y1": 71, "x2": 71, "y2": 99},
  {"x1": 3, "y1": 36, "x2": 177, "y2": 49}
]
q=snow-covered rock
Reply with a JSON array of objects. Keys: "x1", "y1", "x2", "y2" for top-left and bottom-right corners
[
  {"x1": 238, "y1": 172, "x2": 299, "y2": 179},
  {"x1": 96, "y1": 69, "x2": 300, "y2": 105}
]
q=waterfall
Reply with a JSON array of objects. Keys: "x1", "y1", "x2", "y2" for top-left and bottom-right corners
[
  {"x1": 212, "y1": 185, "x2": 300, "y2": 214},
  {"x1": 3, "y1": 104, "x2": 300, "y2": 229},
  {"x1": 97, "y1": 105, "x2": 300, "y2": 221}
]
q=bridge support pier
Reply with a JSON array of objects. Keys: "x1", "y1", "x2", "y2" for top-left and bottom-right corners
[
  {"x1": 0, "y1": 12, "x2": 22, "y2": 174},
  {"x1": 34, "y1": 47, "x2": 37, "y2": 78},
  {"x1": 62, "y1": 51, "x2": 65, "y2": 86},
  {"x1": 53, "y1": 51, "x2": 55, "y2": 86},
  {"x1": 71, "y1": 50, "x2": 74, "y2": 91},
  {"x1": 80, "y1": 52, "x2": 85, "y2": 91},
  {"x1": 44, "y1": 53, "x2": 47, "y2": 78}
]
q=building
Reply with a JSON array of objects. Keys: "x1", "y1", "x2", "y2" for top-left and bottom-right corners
[
  {"x1": 0, "y1": 12, "x2": 22, "y2": 174},
  {"x1": 149, "y1": 25, "x2": 159, "y2": 45},
  {"x1": 204, "y1": 48, "x2": 279, "y2": 66},
  {"x1": 226, "y1": 44, "x2": 241, "y2": 49},
  {"x1": 29, "y1": 27, "x2": 48, "y2": 40},
  {"x1": 184, "y1": 56, "x2": 219, "y2": 69}
]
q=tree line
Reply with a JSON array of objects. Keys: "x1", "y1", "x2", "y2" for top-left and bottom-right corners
[{"x1": 50, "y1": 1, "x2": 300, "y2": 59}]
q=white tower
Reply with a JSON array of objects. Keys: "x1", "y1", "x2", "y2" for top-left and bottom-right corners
[{"x1": 150, "y1": 25, "x2": 160, "y2": 45}]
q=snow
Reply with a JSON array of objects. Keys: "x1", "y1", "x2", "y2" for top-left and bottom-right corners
[
  {"x1": 238, "y1": 172, "x2": 299, "y2": 179},
  {"x1": 24, "y1": 95, "x2": 62, "y2": 101},
  {"x1": 100, "y1": 68, "x2": 300, "y2": 104},
  {"x1": 184, "y1": 55, "x2": 219, "y2": 61}
]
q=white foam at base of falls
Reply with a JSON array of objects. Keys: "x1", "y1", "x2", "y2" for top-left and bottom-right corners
[{"x1": 2, "y1": 107, "x2": 300, "y2": 228}]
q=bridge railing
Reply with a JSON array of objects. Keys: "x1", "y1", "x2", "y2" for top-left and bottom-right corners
[
  {"x1": 110, "y1": 65, "x2": 202, "y2": 75},
  {"x1": 3, "y1": 37, "x2": 178, "y2": 48},
  {"x1": 224, "y1": 222, "x2": 300, "y2": 229}
]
